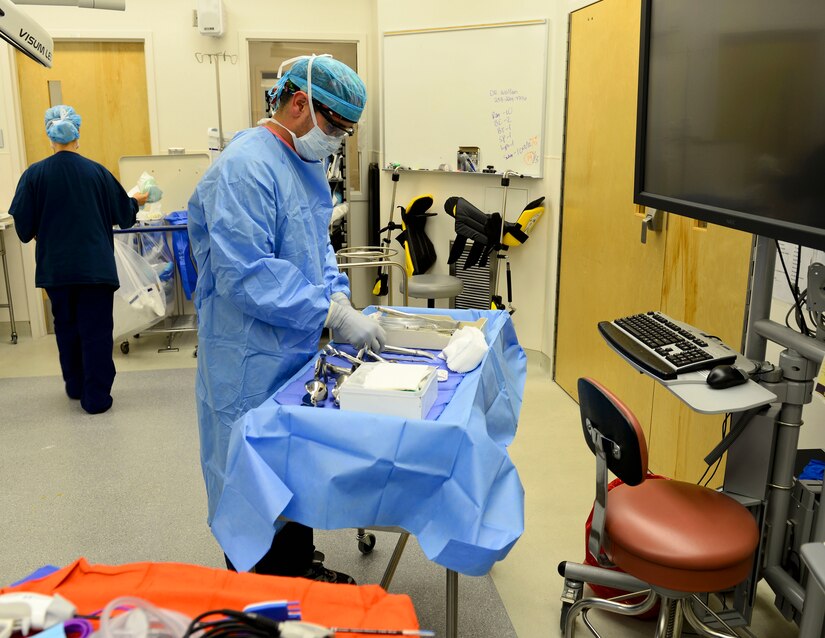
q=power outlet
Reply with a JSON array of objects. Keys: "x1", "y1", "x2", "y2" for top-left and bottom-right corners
[{"x1": 192, "y1": 9, "x2": 198, "y2": 28}]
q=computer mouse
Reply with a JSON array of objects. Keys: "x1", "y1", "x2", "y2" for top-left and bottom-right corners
[{"x1": 706, "y1": 364, "x2": 749, "y2": 389}]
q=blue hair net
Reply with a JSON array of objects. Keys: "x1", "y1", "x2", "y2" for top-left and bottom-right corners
[
  {"x1": 44, "y1": 105, "x2": 81, "y2": 144},
  {"x1": 270, "y1": 55, "x2": 366, "y2": 123}
]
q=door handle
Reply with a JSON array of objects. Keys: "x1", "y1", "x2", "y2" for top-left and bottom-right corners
[{"x1": 640, "y1": 208, "x2": 663, "y2": 244}]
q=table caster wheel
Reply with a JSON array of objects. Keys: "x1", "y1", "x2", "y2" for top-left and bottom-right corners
[
  {"x1": 358, "y1": 533, "x2": 376, "y2": 554},
  {"x1": 120, "y1": 341, "x2": 130, "y2": 354},
  {"x1": 11, "y1": 332, "x2": 18, "y2": 344}
]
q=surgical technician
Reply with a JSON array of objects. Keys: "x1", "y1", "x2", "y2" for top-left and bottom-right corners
[
  {"x1": 188, "y1": 54, "x2": 385, "y2": 583},
  {"x1": 9, "y1": 105, "x2": 149, "y2": 415}
]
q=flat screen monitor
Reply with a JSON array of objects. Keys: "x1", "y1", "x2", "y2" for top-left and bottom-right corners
[{"x1": 635, "y1": 0, "x2": 825, "y2": 249}]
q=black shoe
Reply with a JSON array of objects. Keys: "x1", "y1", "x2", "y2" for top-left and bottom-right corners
[
  {"x1": 65, "y1": 382, "x2": 82, "y2": 400},
  {"x1": 302, "y1": 560, "x2": 356, "y2": 585}
]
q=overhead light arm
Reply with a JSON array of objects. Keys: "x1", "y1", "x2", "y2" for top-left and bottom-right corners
[
  {"x1": 0, "y1": 0, "x2": 125, "y2": 68},
  {"x1": 15, "y1": 1, "x2": 124, "y2": 9}
]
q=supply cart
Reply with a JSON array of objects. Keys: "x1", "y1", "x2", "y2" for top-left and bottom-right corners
[
  {"x1": 113, "y1": 223, "x2": 196, "y2": 355},
  {"x1": 116, "y1": 153, "x2": 209, "y2": 355}
]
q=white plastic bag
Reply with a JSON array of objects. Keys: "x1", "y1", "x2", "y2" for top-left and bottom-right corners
[{"x1": 113, "y1": 237, "x2": 167, "y2": 339}]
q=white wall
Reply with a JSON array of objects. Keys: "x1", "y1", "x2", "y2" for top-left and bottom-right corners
[{"x1": 375, "y1": 1, "x2": 580, "y2": 358}]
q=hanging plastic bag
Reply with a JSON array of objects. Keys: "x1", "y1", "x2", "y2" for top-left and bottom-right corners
[
  {"x1": 112, "y1": 237, "x2": 167, "y2": 339},
  {"x1": 137, "y1": 231, "x2": 176, "y2": 310}
]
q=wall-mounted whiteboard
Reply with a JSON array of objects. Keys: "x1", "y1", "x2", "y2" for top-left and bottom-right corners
[{"x1": 382, "y1": 20, "x2": 549, "y2": 178}]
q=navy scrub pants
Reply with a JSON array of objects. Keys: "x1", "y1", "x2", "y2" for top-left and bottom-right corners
[
  {"x1": 224, "y1": 522, "x2": 315, "y2": 575},
  {"x1": 46, "y1": 285, "x2": 116, "y2": 414}
]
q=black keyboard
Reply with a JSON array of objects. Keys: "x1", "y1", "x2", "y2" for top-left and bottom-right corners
[{"x1": 598, "y1": 311, "x2": 737, "y2": 380}]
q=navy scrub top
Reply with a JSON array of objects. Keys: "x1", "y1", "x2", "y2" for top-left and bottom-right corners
[{"x1": 9, "y1": 151, "x2": 138, "y2": 288}]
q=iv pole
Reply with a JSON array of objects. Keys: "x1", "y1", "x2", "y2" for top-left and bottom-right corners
[
  {"x1": 492, "y1": 170, "x2": 521, "y2": 313},
  {"x1": 195, "y1": 52, "x2": 237, "y2": 151}
]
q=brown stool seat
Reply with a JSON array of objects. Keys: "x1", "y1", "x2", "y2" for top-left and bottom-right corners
[{"x1": 606, "y1": 479, "x2": 759, "y2": 592}]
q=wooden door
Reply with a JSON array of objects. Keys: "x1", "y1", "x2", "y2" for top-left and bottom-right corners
[
  {"x1": 650, "y1": 216, "x2": 752, "y2": 483},
  {"x1": 556, "y1": 0, "x2": 754, "y2": 481},
  {"x1": 555, "y1": 0, "x2": 663, "y2": 440},
  {"x1": 15, "y1": 41, "x2": 151, "y2": 179}
]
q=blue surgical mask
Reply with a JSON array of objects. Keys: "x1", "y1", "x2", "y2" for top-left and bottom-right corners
[{"x1": 272, "y1": 54, "x2": 344, "y2": 161}]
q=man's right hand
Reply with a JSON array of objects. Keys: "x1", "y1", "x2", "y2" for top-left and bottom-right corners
[
  {"x1": 325, "y1": 302, "x2": 386, "y2": 352},
  {"x1": 133, "y1": 192, "x2": 149, "y2": 207}
]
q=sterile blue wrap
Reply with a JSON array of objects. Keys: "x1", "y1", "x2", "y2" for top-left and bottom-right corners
[
  {"x1": 211, "y1": 307, "x2": 527, "y2": 577},
  {"x1": 164, "y1": 211, "x2": 197, "y2": 300},
  {"x1": 800, "y1": 459, "x2": 825, "y2": 481}
]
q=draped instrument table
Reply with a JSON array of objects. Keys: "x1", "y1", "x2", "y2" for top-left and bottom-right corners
[{"x1": 212, "y1": 308, "x2": 527, "y2": 637}]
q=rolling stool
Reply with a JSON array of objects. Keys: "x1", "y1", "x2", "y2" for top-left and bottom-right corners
[
  {"x1": 400, "y1": 273, "x2": 463, "y2": 308},
  {"x1": 561, "y1": 377, "x2": 760, "y2": 638}
]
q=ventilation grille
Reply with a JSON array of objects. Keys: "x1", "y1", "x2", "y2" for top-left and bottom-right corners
[{"x1": 449, "y1": 240, "x2": 494, "y2": 309}]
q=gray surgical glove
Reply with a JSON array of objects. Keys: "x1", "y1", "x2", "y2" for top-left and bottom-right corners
[
  {"x1": 326, "y1": 302, "x2": 387, "y2": 352},
  {"x1": 330, "y1": 291, "x2": 352, "y2": 307}
]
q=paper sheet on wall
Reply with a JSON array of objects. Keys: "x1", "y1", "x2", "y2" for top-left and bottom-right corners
[
  {"x1": 771, "y1": 243, "x2": 825, "y2": 395},
  {"x1": 773, "y1": 242, "x2": 825, "y2": 305}
]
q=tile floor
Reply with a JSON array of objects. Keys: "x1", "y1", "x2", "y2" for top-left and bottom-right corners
[{"x1": 0, "y1": 327, "x2": 801, "y2": 636}]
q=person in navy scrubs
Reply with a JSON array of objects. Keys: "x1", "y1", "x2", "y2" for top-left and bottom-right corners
[{"x1": 9, "y1": 105, "x2": 149, "y2": 414}]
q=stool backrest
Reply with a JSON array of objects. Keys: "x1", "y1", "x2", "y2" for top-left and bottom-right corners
[
  {"x1": 577, "y1": 378, "x2": 648, "y2": 486},
  {"x1": 397, "y1": 195, "x2": 437, "y2": 277}
]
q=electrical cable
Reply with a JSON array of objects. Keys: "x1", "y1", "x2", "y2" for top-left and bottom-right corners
[
  {"x1": 775, "y1": 240, "x2": 811, "y2": 336},
  {"x1": 697, "y1": 413, "x2": 730, "y2": 486},
  {"x1": 181, "y1": 609, "x2": 433, "y2": 638}
]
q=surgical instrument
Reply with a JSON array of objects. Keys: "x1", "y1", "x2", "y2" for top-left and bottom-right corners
[
  {"x1": 303, "y1": 354, "x2": 329, "y2": 406},
  {"x1": 375, "y1": 306, "x2": 460, "y2": 329},
  {"x1": 323, "y1": 344, "x2": 364, "y2": 368},
  {"x1": 383, "y1": 344, "x2": 438, "y2": 360},
  {"x1": 323, "y1": 361, "x2": 352, "y2": 377},
  {"x1": 331, "y1": 372, "x2": 350, "y2": 407},
  {"x1": 302, "y1": 379, "x2": 327, "y2": 407},
  {"x1": 366, "y1": 348, "x2": 390, "y2": 363}
]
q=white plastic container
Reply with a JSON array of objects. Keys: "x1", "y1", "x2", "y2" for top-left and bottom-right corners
[{"x1": 338, "y1": 362, "x2": 439, "y2": 419}]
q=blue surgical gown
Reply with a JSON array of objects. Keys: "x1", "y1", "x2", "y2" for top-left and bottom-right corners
[{"x1": 187, "y1": 126, "x2": 349, "y2": 523}]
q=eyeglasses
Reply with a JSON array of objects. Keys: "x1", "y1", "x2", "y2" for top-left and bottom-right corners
[{"x1": 313, "y1": 101, "x2": 357, "y2": 138}]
